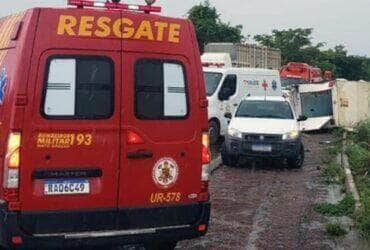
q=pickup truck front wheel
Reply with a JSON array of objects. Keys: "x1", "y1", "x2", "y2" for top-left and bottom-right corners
[
  {"x1": 287, "y1": 144, "x2": 305, "y2": 168},
  {"x1": 221, "y1": 143, "x2": 239, "y2": 167}
]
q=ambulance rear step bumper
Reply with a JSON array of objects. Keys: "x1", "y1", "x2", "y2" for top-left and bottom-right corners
[
  {"x1": 0, "y1": 201, "x2": 210, "y2": 249},
  {"x1": 34, "y1": 224, "x2": 190, "y2": 239}
]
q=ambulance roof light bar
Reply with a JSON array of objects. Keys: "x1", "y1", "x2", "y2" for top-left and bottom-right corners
[{"x1": 68, "y1": 0, "x2": 161, "y2": 13}]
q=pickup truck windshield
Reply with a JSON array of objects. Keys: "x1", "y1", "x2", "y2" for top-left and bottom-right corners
[
  {"x1": 236, "y1": 100, "x2": 294, "y2": 119},
  {"x1": 204, "y1": 72, "x2": 223, "y2": 96}
]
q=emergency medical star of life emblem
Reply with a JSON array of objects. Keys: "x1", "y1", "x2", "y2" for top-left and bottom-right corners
[
  {"x1": 0, "y1": 68, "x2": 8, "y2": 105},
  {"x1": 152, "y1": 158, "x2": 179, "y2": 189}
]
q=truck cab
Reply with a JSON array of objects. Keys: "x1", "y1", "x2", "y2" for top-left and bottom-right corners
[
  {"x1": 0, "y1": 1, "x2": 210, "y2": 249},
  {"x1": 203, "y1": 67, "x2": 282, "y2": 144}
]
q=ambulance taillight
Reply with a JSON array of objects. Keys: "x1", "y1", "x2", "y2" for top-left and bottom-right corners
[
  {"x1": 201, "y1": 132, "x2": 210, "y2": 179},
  {"x1": 3, "y1": 132, "x2": 21, "y2": 189}
]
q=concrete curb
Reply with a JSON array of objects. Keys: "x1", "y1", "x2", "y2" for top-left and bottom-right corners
[
  {"x1": 210, "y1": 156, "x2": 222, "y2": 175},
  {"x1": 340, "y1": 132, "x2": 362, "y2": 212}
]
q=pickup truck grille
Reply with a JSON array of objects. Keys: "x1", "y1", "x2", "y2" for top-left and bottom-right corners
[{"x1": 244, "y1": 134, "x2": 282, "y2": 142}]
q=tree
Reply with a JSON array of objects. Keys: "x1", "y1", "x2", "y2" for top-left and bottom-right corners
[
  {"x1": 255, "y1": 28, "x2": 316, "y2": 64},
  {"x1": 188, "y1": 0, "x2": 244, "y2": 52}
]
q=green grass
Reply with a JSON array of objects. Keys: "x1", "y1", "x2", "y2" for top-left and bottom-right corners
[
  {"x1": 351, "y1": 120, "x2": 370, "y2": 147},
  {"x1": 346, "y1": 144, "x2": 370, "y2": 177},
  {"x1": 321, "y1": 163, "x2": 346, "y2": 185},
  {"x1": 346, "y1": 120, "x2": 370, "y2": 240},
  {"x1": 325, "y1": 223, "x2": 347, "y2": 236},
  {"x1": 314, "y1": 195, "x2": 355, "y2": 217},
  {"x1": 327, "y1": 127, "x2": 345, "y2": 155},
  {"x1": 356, "y1": 210, "x2": 370, "y2": 239},
  {"x1": 327, "y1": 143, "x2": 342, "y2": 157}
]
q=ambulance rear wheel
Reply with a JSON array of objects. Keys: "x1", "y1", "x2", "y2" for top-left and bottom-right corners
[
  {"x1": 144, "y1": 241, "x2": 177, "y2": 250},
  {"x1": 209, "y1": 120, "x2": 220, "y2": 145}
]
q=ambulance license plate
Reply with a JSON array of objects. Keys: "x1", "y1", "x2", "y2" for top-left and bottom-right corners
[
  {"x1": 252, "y1": 144, "x2": 272, "y2": 152},
  {"x1": 44, "y1": 179, "x2": 90, "y2": 195}
]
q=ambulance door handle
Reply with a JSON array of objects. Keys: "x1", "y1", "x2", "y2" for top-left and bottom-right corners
[
  {"x1": 127, "y1": 150, "x2": 153, "y2": 159},
  {"x1": 233, "y1": 103, "x2": 238, "y2": 107}
]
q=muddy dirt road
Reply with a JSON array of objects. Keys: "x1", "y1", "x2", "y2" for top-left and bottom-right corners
[{"x1": 179, "y1": 132, "x2": 334, "y2": 249}]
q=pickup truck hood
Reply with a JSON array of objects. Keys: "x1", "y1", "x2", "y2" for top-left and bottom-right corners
[{"x1": 230, "y1": 118, "x2": 298, "y2": 135}]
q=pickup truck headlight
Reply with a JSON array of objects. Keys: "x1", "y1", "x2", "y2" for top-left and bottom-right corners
[
  {"x1": 282, "y1": 131, "x2": 300, "y2": 140},
  {"x1": 228, "y1": 127, "x2": 243, "y2": 139}
]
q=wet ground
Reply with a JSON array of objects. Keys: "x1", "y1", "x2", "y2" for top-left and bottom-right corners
[
  {"x1": 34, "y1": 132, "x2": 368, "y2": 250},
  {"x1": 178, "y1": 132, "x2": 338, "y2": 249}
]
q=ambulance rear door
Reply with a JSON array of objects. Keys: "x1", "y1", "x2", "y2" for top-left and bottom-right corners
[
  {"x1": 20, "y1": 49, "x2": 122, "y2": 215},
  {"x1": 119, "y1": 52, "x2": 203, "y2": 210}
]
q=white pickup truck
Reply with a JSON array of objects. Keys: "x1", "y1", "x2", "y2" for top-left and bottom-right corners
[{"x1": 221, "y1": 96, "x2": 307, "y2": 168}]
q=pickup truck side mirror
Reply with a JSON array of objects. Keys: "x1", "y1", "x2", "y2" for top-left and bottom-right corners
[
  {"x1": 297, "y1": 115, "x2": 308, "y2": 122},
  {"x1": 224, "y1": 112, "x2": 232, "y2": 119}
]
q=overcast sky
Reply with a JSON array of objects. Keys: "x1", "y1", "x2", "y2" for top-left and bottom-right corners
[{"x1": 1, "y1": 0, "x2": 369, "y2": 56}]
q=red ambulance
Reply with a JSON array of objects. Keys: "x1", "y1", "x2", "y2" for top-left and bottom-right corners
[{"x1": 0, "y1": 1, "x2": 211, "y2": 249}]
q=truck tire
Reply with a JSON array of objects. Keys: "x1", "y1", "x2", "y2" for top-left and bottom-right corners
[
  {"x1": 145, "y1": 241, "x2": 177, "y2": 250},
  {"x1": 209, "y1": 120, "x2": 220, "y2": 145},
  {"x1": 221, "y1": 143, "x2": 238, "y2": 167},
  {"x1": 287, "y1": 144, "x2": 305, "y2": 168}
]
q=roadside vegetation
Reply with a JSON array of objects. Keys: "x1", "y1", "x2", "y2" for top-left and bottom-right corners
[
  {"x1": 321, "y1": 162, "x2": 345, "y2": 185},
  {"x1": 314, "y1": 195, "x2": 355, "y2": 217},
  {"x1": 346, "y1": 120, "x2": 370, "y2": 239},
  {"x1": 314, "y1": 123, "x2": 370, "y2": 240},
  {"x1": 316, "y1": 121, "x2": 370, "y2": 240},
  {"x1": 321, "y1": 128, "x2": 345, "y2": 184},
  {"x1": 325, "y1": 222, "x2": 348, "y2": 237}
]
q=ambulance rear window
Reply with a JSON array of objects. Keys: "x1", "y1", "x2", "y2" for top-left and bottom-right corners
[
  {"x1": 43, "y1": 56, "x2": 114, "y2": 119},
  {"x1": 135, "y1": 59, "x2": 188, "y2": 119}
]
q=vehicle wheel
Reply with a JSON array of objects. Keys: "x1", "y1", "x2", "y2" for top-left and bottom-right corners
[
  {"x1": 287, "y1": 144, "x2": 305, "y2": 168},
  {"x1": 209, "y1": 120, "x2": 220, "y2": 145},
  {"x1": 221, "y1": 143, "x2": 238, "y2": 167},
  {"x1": 144, "y1": 241, "x2": 177, "y2": 250}
]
